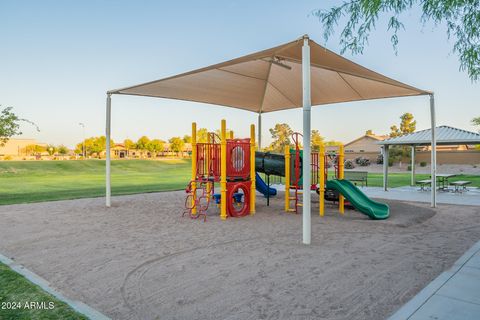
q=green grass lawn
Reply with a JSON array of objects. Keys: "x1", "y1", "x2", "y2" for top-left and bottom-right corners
[
  {"x1": 0, "y1": 159, "x2": 478, "y2": 206},
  {"x1": 365, "y1": 172, "x2": 480, "y2": 188},
  {"x1": 0, "y1": 159, "x2": 191, "y2": 205},
  {"x1": 0, "y1": 262, "x2": 88, "y2": 320}
]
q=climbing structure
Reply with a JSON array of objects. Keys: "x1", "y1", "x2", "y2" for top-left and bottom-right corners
[{"x1": 186, "y1": 120, "x2": 256, "y2": 221}]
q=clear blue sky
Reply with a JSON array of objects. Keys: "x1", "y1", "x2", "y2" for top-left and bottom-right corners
[{"x1": 1, "y1": 0, "x2": 479, "y2": 148}]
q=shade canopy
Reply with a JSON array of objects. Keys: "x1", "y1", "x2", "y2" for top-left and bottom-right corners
[
  {"x1": 109, "y1": 36, "x2": 430, "y2": 113},
  {"x1": 378, "y1": 126, "x2": 480, "y2": 146}
]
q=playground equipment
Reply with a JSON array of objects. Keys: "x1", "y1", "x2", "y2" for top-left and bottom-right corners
[
  {"x1": 283, "y1": 136, "x2": 390, "y2": 219},
  {"x1": 186, "y1": 120, "x2": 256, "y2": 220},
  {"x1": 185, "y1": 122, "x2": 389, "y2": 221},
  {"x1": 254, "y1": 132, "x2": 390, "y2": 219}
]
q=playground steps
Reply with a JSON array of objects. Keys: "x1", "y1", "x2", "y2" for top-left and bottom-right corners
[{"x1": 287, "y1": 187, "x2": 303, "y2": 213}]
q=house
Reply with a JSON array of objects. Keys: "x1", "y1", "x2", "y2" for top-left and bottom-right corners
[
  {"x1": 0, "y1": 138, "x2": 48, "y2": 159},
  {"x1": 342, "y1": 133, "x2": 388, "y2": 161}
]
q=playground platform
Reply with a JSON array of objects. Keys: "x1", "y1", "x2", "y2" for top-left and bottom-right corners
[{"x1": 389, "y1": 240, "x2": 480, "y2": 320}]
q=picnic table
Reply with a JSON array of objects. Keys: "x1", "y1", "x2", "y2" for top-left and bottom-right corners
[
  {"x1": 416, "y1": 179, "x2": 431, "y2": 191},
  {"x1": 433, "y1": 173, "x2": 457, "y2": 191},
  {"x1": 450, "y1": 180, "x2": 472, "y2": 193}
]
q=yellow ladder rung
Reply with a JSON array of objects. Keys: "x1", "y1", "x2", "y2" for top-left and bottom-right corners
[
  {"x1": 288, "y1": 197, "x2": 297, "y2": 200},
  {"x1": 297, "y1": 204, "x2": 303, "y2": 207}
]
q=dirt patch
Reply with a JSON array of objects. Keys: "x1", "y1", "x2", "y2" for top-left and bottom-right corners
[{"x1": 0, "y1": 192, "x2": 479, "y2": 319}]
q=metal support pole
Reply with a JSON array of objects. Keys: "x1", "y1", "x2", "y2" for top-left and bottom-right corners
[
  {"x1": 105, "y1": 93, "x2": 112, "y2": 207},
  {"x1": 257, "y1": 113, "x2": 262, "y2": 150},
  {"x1": 383, "y1": 145, "x2": 389, "y2": 191},
  {"x1": 338, "y1": 145, "x2": 345, "y2": 214},
  {"x1": 430, "y1": 94, "x2": 437, "y2": 207},
  {"x1": 220, "y1": 119, "x2": 227, "y2": 219},
  {"x1": 250, "y1": 124, "x2": 256, "y2": 215},
  {"x1": 302, "y1": 36, "x2": 311, "y2": 245},
  {"x1": 191, "y1": 122, "x2": 197, "y2": 214},
  {"x1": 411, "y1": 145, "x2": 415, "y2": 186},
  {"x1": 319, "y1": 144, "x2": 325, "y2": 216}
]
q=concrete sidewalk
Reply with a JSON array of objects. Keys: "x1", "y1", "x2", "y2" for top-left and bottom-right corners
[
  {"x1": 361, "y1": 186, "x2": 480, "y2": 206},
  {"x1": 389, "y1": 240, "x2": 480, "y2": 320}
]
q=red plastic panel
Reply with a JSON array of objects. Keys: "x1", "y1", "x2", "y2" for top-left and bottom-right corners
[
  {"x1": 196, "y1": 143, "x2": 221, "y2": 181},
  {"x1": 226, "y1": 139, "x2": 250, "y2": 179}
]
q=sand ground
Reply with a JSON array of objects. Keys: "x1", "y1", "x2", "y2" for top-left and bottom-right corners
[{"x1": 0, "y1": 192, "x2": 479, "y2": 320}]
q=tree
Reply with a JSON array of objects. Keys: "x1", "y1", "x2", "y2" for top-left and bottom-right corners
[
  {"x1": 472, "y1": 116, "x2": 480, "y2": 130},
  {"x1": 136, "y1": 136, "x2": 151, "y2": 156},
  {"x1": 146, "y1": 139, "x2": 165, "y2": 157},
  {"x1": 75, "y1": 136, "x2": 111, "y2": 157},
  {"x1": 196, "y1": 128, "x2": 209, "y2": 143},
  {"x1": 23, "y1": 144, "x2": 45, "y2": 156},
  {"x1": 46, "y1": 144, "x2": 56, "y2": 156},
  {"x1": 314, "y1": 1, "x2": 480, "y2": 80},
  {"x1": 124, "y1": 139, "x2": 135, "y2": 150},
  {"x1": 390, "y1": 113, "x2": 416, "y2": 137},
  {"x1": 57, "y1": 145, "x2": 69, "y2": 155},
  {"x1": 324, "y1": 140, "x2": 343, "y2": 146},
  {"x1": 311, "y1": 130, "x2": 325, "y2": 152},
  {"x1": 0, "y1": 106, "x2": 38, "y2": 146},
  {"x1": 183, "y1": 135, "x2": 191, "y2": 143},
  {"x1": 267, "y1": 123, "x2": 293, "y2": 152},
  {"x1": 169, "y1": 137, "x2": 185, "y2": 156},
  {"x1": 365, "y1": 129, "x2": 374, "y2": 135}
]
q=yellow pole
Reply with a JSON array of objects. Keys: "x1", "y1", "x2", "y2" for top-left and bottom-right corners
[
  {"x1": 191, "y1": 122, "x2": 197, "y2": 215},
  {"x1": 338, "y1": 144, "x2": 345, "y2": 214},
  {"x1": 220, "y1": 119, "x2": 227, "y2": 220},
  {"x1": 284, "y1": 146, "x2": 290, "y2": 212},
  {"x1": 229, "y1": 130, "x2": 234, "y2": 139},
  {"x1": 319, "y1": 144, "x2": 325, "y2": 216},
  {"x1": 250, "y1": 124, "x2": 256, "y2": 215}
]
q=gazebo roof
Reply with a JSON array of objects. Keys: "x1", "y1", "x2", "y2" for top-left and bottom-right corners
[{"x1": 378, "y1": 126, "x2": 480, "y2": 146}]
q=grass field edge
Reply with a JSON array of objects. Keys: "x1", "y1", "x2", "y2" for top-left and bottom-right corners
[{"x1": 0, "y1": 253, "x2": 111, "y2": 320}]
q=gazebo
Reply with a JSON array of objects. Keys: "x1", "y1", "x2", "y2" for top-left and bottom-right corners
[
  {"x1": 106, "y1": 35, "x2": 434, "y2": 245},
  {"x1": 378, "y1": 126, "x2": 480, "y2": 189}
]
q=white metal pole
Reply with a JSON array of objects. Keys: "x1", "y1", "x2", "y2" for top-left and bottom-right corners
[
  {"x1": 411, "y1": 145, "x2": 415, "y2": 186},
  {"x1": 383, "y1": 145, "x2": 389, "y2": 191},
  {"x1": 106, "y1": 93, "x2": 112, "y2": 207},
  {"x1": 302, "y1": 36, "x2": 311, "y2": 245},
  {"x1": 257, "y1": 113, "x2": 262, "y2": 150},
  {"x1": 430, "y1": 94, "x2": 437, "y2": 207}
]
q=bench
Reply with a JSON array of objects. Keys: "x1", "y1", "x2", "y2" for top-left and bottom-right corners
[
  {"x1": 416, "y1": 179, "x2": 432, "y2": 191},
  {"x1": 450, "y1": 180, "x2": 472, "y2": 193},
  {"x1": 344, "y1": 171, "x2": 368, "y2": 187}
]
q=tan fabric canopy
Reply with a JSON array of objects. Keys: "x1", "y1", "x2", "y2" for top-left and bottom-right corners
[{"x1": 109, "y1": 36, "x2": 430, "y2": 113}]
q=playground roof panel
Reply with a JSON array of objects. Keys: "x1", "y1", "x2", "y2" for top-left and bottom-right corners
[
  {"x1": 109, "y1": 36, "x2": 430, "y2": 113},
  {"x1": 378, "y1": 126, "x2": 480, "y2": 146}
]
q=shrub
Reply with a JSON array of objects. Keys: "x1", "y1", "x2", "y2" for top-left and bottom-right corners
[
  {"x1": 344, "y1": 159, "x2": 355, "y2": 169},
  {"x1": 357, "y1": 157, "x2": 370, "y2": 166},
  {"x1": 420, "y1": 161, "x2": 427, "y2": 167},
  {"x1": 388, "y1": 158, "x2": 394, "y2": 167},
  {"x1": 407, "y1": 165, "x2": 412, "y2": 171},
  {"x1": 3, "y1": 155, "x2": 13, "y2": 160},
  {"x1": 376, "y1": 154, "x2": 383, "y2": 164}
]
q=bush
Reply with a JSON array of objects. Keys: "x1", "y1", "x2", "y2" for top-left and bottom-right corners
[
  {"x1": 376, "y1": 154, "x2": 383, "y2": 164},
  {"x1": 344, "y1": 159, "x2": 355, "y2": 169},
  {"x1": 388, "y1": 158, "x2": 394, "y2": 167},
  {"x1": 3, "y1": 155, "x2": 13, "y2": 160},
  {"x1": 356, "y1": 157, "x2": 370, "y2": 166},
  {"x1": 420, "y1": 161, "x2": 427, "y2": 167},
  {"x1": 407, "y1": 165, "x2": 412, "y2": 171}
]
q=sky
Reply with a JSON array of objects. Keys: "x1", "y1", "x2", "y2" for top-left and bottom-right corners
[{"x1": 1, "y1": 0, "x2": 479, "y2": 148}]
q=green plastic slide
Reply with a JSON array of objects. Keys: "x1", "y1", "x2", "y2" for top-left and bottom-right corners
[{"x1": 326, "y1": 179, "x2": 390, "y2": 220}]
